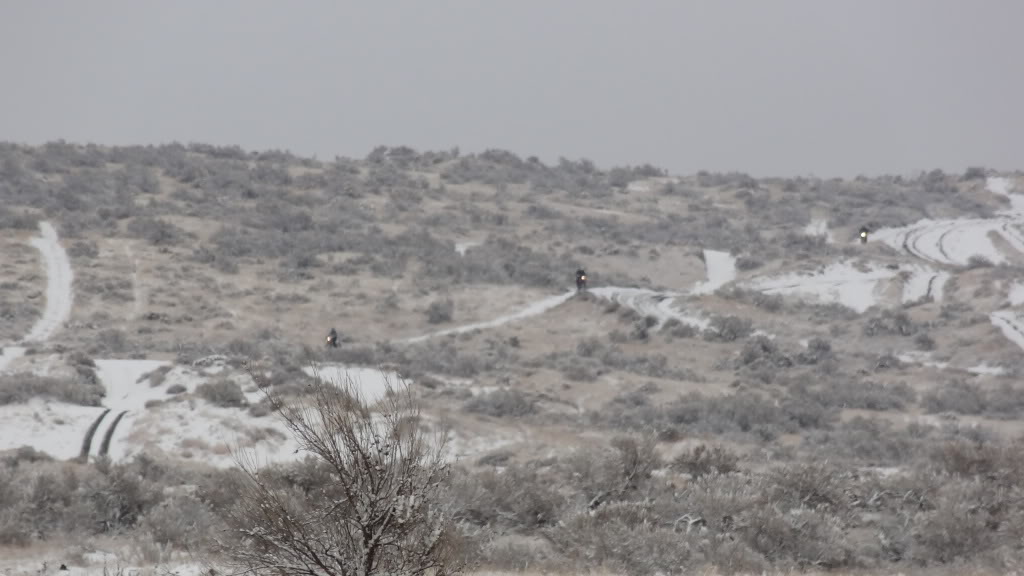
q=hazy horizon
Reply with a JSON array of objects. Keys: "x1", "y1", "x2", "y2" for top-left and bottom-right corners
[{"x1": 1, "y1": 0, "x2": 1022, "y2": 179}]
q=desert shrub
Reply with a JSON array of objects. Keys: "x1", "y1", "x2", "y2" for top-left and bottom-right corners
[
  {"x1": 704, "y1": 315, "x2": 754, "y2": 342},
  {"x1": 921, "y1": 380, "x2": 985, "y2": 415},
  {"x1": 476, "y1": 449, "x2": 516, "y2": 467},
  {"x1": 664, "y1": 318, "x2": 698, "y2": 338},
  {"x1": 545, "y1": 504, "x2": 693, "y2": 576},
  {"x1": 914, "y1": 332, "x2": 936, "y2": 351},
  {"x1": 0, "y1": 205, "x2": 38, "y2": 230},
  {"x1": 929, "y1": 440, "x2": 1003, "y2": 478},
  {"x1": 126, "y1": 216, "x2": 186, "y2": 246},
  {"x1": 94, "y1": 328, "x2": 129, "y2": 354},
  {"x1": 195, "y1": 379, "x2": 247, "y2": 408},
  {"x1": 736, "y1": 336, "x2": 793, "y2": 370},
  {"x1": 962, "y1": 166, "x2": 987, "y2": 181},
  {"x1": 166, "y1": 384, "x2": 186, "y2": 395},
  {"x1": 140, "y1": 493, "x2": 217, "y2": 549},
  {"x1": 983, "y1": 383, "x2": 1024, "y2": 418},
  {"x1": 463, "y1": 389, "x2": 536, "y2": 418},
  {"x1": 911, "y1": 481, "x2": 1000, "y2": 564},
  {"x1": 738, "y1": 504, "x2": 853, "y2": 569},
  {"x1": 426, "y1": 297, "x2": 454, "y2": 324},
  {"x1": 673, "y1": 444, "x2": 740, "y2": 478},
  {"x1": 0, "y1": 373, "x2": 104, "y2": 406},
  {"x1": 215, "y1": 369, "x2": 464, "y2": 575},
  {"x1": 576, "y1": 336, "x2": 604, "y2": 357},
  {"x1": 817, "y1": 379, "x2": 916, "y2": 411},
  {"x1": 67, "y1": 240, "x2": 99, "y2": 259},
  {"x1": 967, "y1": 255, "x2": 994, "y2": 269},
  {"x1": 804, "y1": 416, "x2": 917, "y2": 464},
  {"x1": 864, "y1": 309, "x2": 917, "y2": 337},
  {"x1": 735, "y1": 255, "x2": 763, "y2": 270},
  {"x1": 453, "y1": 464, "x2": 563, "y2": 530}
]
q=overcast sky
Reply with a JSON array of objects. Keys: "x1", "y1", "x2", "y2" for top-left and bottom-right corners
[{"x1": 1, "y1": 1, "x2": 1021, "y2": 178}]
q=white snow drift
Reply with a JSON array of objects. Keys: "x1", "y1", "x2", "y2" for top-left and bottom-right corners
[{"x1": 691, "y1": 249, "x2": 737, "y2": 295}]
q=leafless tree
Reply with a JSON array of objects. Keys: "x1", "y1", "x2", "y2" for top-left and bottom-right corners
[{"x1": 212, "y1": 365, "x2": 464, "y2": 576}]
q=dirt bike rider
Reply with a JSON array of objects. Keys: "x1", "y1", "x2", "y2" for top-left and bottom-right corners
[
  {"x1": 576, "y1": 268, "x2": 587, "y2": 291},
  {"x1": 859, "y1": 225, "x2": 869, "y2": 244},
  {"x1": 326, "y1": 327, "x2": 339, "y2": 348}
]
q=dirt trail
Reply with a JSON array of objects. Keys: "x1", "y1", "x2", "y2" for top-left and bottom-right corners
[{"x1": 0, "y1": 222, "x2": 74, "y2": 372}]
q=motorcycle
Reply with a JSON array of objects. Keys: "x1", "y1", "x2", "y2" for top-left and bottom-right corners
[
  {"x1": 859, "y1": 226, "x2": 869, "y2": 244},
  {"x1": 576, "y1": 272, "x2": 587, "y2": 292},
  {"x1": 326, "y1": 330, "x2": 339, "y2": 348}
]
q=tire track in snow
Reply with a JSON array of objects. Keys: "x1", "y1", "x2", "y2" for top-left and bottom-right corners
[
  {"x1": 875, "y1": 177, "x2": 1020, "y2": 267},
  {"x1": 98, "y1": 410, "x2": 129, "y2": 458},
  {"x1": 78, "y1": 408, "x2": 111, "y2": 463}
]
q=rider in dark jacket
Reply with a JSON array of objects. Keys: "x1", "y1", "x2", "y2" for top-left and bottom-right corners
[
  {"x1": 576, "y1": 268, "x2": 587, "y2": 291},
  {"x1": 327, "y1": 327, "x2": 339, "y2": 348}
]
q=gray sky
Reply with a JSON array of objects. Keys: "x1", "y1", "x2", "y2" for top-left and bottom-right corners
[{"x1": 1, "y1": 0, "x2": 1021, "y2": 178}]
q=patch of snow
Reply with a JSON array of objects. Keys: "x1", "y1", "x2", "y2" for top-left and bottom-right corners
[
  {"x1": 0, "y1": 346, "x2": 26, "y2": 373},
  {"x1": 454, "y1": 240, "x2": 481, "y2": 256},
  {"x1": 897, "y1": 351, "x2": 950, "y2": 370},
  {"x1": 747, "y1": 262, "x2": 891, "y2": 313},
  {"x1": 991, "y1": 310, "x2": 1024, "y2": 352},
  {"x1": 95, "y1": 359, "x2": 174, "y2": 411},
  {"x1": 691, "y1": 249, "x2": 737, "y2": 295},
  {"x1": 803, "y1": 219, "x2": 835, "y2": 243},
  {"x1": 23, "y1": 222, "x2": 74, "y2": 343},
  {"x1": 302, "y1": 364, "x2": 407, "y2": 405},
  {"x1": 987, "y1": 175, "x2": 1016, "y2": 201},
  {"x1": 1009, "y1": 282, "x2": 1024, "y2": 306},
  {"x1": 968, "y1": 363, "x2": 1006, "y2": 376},
  {"x1": 0, "y1": 399, "x2": 106, "y2": 459},
  {"x1": 108, "y1": 397, "x2": 298, "y2": 467},
  {"x1": 403, "y1": 290, "x2": 577, "y2": 343},
  {"x1": 627, "y1": 180, "x2": 653, "y2": 193}
]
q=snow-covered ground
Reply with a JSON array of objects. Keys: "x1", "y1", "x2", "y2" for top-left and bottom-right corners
[
  {"x1": 871, "y1": 177, "x2": 1023, "y2": 267},
  {"x1": 0, "y1": 400, "x2": 107, "y2": 460},
  {"x1": 302, "y1": 363, "x2": 406, "y2": 405},
  {"x1": 691, "y1": 249, "x2": 737, "y2": 295},
  {"x1": 746, "y1": 261, "x2": 946, "y2": 313},
  {"x1": 95, "y1": 359, "x2": 174, "y2": 412}
]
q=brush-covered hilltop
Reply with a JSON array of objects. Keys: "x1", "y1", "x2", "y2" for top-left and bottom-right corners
[{"x1": 2, "y1": 141, "x2": 1024, "y2": 575}]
